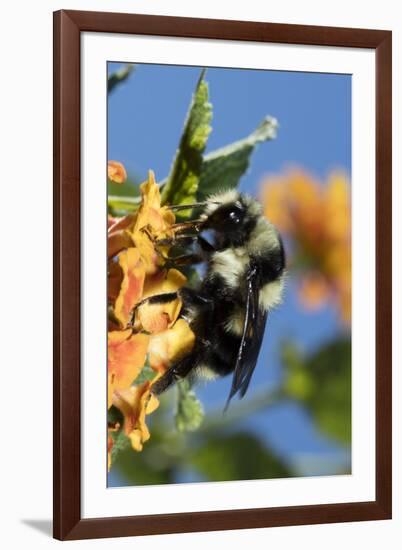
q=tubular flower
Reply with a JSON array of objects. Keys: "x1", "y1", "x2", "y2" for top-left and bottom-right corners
[
  {"x1": 261, "y1": 168, "x2": 351, "y2": 324},
  {"x1": 108, "y1": 160, "x2": 127, "y2": 184},
  {"x1": 107, "y1": 169, "x2": 195, "y2": 465},
  {"x1": 148, "y1": 319, "x2": 196, "y2": 374},
  {"x1": 113, "y1": 248, "x2": 146, "y2": 327},
  {"x1": 135, "y1": 269, "x2": 186, "y2": 334},
  {"x1": 108, "y1": 330, "x2": 149, "y2": 409},
  {"x1": 112, "y1": 382, "x2": 160, "y2": 452}
]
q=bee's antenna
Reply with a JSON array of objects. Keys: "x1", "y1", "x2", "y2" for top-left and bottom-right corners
[
  {"x1": 171, "y1": 219, "x2": 204, "y2": 233},
  {"x1": 167, "y1": 201, "x2": 220, "y2": 211},
  {"x1": 167, "y1": 202, "x2": 207, "y2": 211}
]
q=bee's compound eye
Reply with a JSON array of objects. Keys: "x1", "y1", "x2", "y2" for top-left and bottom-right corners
[
  {"x1": 229, "y1": 210, "x2": 241, "y2": 224},
  {"x1": 205, "y1": 201, "x2": 246, "y2": 233}
]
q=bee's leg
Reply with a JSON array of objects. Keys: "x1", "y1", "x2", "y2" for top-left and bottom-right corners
[
  {"x1": 171, "y1": 219, "x2": 203, "y2": 233},
  {"x1": 154, "y1": 247, "x2": 202, "y2": 268},
  {"x1": 134, "y1": 291, "x2": 178, "y2": 310},
  {"x1": 162, "y1": 253, "x2": 204, "y2": 269},
  {"x1": 151, "y1": 355, "x2": 196, "y2": 395},
  {"x1": 129, "y1": 287, "x2": 213, "y2": 326},
  {"x1": 179, "y1": 287, "x2": 214, "y2": 311},
  {"x1": 156, "y1": 234, "x2": 215, "y2": 254}
]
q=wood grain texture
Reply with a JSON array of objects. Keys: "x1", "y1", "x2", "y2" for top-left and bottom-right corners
[
  {"x1": 53, "y1": 9, "x2": 392, "y2": 540},
  {"x1": 374, "y1": 32, "x2": 392, "y2": 518},
  {"x1": 53, "y1": 10, "x2": 81, "y2": 541}
]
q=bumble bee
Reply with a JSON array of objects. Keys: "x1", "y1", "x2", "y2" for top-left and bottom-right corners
[{"x1": 136, "y1": 190, "x2": 285, "y2": 408}]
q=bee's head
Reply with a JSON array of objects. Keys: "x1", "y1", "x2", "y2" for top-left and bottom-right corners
[{"x1": 201, "y1": 191, "x2": 261, "y2": 246}]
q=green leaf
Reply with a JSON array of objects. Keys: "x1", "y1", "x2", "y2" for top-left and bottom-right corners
[
  {"x1": 175, "y1": 379, "x2": 204, "y2": 432},
  {"x1": 107, "y1": 176, "x2": 142, "y2": 215},
  {"x1": 110, "y1": 428, "x2": 177, "y2": 485},
  {"x1": 108, "y1": 194, "x2": 141, "y2": 213},
  {"x1": 110, "y1": 429, "x2": 131, "y2": 464},
  {"x1": 190, "y1": 432, "x2": 292, "y2": 482},
  {"x1": 283, "y1": 339, "x2": 351, "y2": 444},
  {"x1": 109, "y1": 393, "x2": 188, "y2": 485},
  {"x1": 161, "y1": 69, "x2": 212, "y2": 207},
  {"x1": 197, "y1": 116, "x2": 278, "y2": 200},
  {"x1": 108, "y1": 64, "x2": 135, "y2": 94},
  {"x1": 135, "y1": 361, "x2": 157, "y2": 384}
]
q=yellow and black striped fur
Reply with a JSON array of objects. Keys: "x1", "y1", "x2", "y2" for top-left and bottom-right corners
[{"x1": 137, "y1": 190, "x2": 285, "y2": 407}]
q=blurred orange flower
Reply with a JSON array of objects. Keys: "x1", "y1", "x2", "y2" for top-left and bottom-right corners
[
  {"x1": 261, "y1": 168, "x2": 351, "y2": 324},
  {"x1": 108, "y1": 160, "x2": 127, "y2": 184},
  {"x1": 107, "y1": 170, "x2": 195, "y2": 465}
]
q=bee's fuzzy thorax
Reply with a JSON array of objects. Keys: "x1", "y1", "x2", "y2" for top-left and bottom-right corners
[
  {"x1": 150, "y1": 190, "x2": 286, "y2": 404},
  {"x1": 247, "y1": 216, "x2": 282, "y2": 256}
]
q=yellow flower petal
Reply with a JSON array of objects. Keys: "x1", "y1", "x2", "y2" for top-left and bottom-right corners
[
  {"x1": 108, "y1": 230, "x2": 134, "y2": 260},
  {"x1": 142, "y1": 268, "x2": 187, "y2": 299},
  {"x1": 148, "y1": 319, "x2": 195, "y2": 373}
]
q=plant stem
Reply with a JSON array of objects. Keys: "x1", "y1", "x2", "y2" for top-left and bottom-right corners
[{"x1": 198, "y1": 387, "x2": 285, "y2": 433}]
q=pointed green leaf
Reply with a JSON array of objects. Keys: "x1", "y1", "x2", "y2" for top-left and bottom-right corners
[
  {"x1": 108, "y1": 64, "x2": 135, "y2": 94},
  {"x1": 161, "y1": 70, "x2": 212, "y2": 207},
  {"x1": 197, "y1": 116, "x2": 278, "y2": 200},
  {"x1": 175, "y1": 379, "x2": 204, "y2": 432}
]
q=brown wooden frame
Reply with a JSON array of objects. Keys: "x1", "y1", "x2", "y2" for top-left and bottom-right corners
[{"x1": 53, "y1": 9, "x2": 392, "y2": 541}]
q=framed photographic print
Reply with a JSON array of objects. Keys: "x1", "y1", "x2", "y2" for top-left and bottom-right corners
[{"x1": 53, "y1": 10, "x2": 392, "y2": 541}]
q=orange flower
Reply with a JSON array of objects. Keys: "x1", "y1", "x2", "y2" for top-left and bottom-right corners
[
  {"x1": 108, "y1": 160, "x2": 127, "y2": 184},
  {"x1": 113, "y1": 248, "x2": 146, "y2": 327},
  {"x1": 261, "y1": 168, "x2": 351, "y2": 323},
  {"x1": 108, "y1": 330, "x2": 149, "y2": 409},
  {"x1": 135, "y1": 269, "x2": 187, "y2": 334},
  {"x1": 129, "y1": 171, "x2": 175, "y2": 274},
  {"x1": 107, "y1": 171, "x2": 175, "y2": 269},
  {"x1": 107, "y1": 170, "x2": 196, "y2": 459},
  {"x1": 112, "y1": 382, "x2": 160, "y2": 452},
  {"x1": 298, "y1": 272, "x2": 331, "y2": 310}
]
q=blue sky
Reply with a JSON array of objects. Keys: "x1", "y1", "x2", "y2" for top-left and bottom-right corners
[{"x1": 108, "y1": 62, "x2": 351, "y2": 485}]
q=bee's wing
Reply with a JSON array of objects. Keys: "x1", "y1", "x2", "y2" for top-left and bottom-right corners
[
  {"x1": 225, "y1": 264, "x2": 268, "y2": 409},
  {"x1": 238, "y1": 307, "x2": 268, "y2": 399}
]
